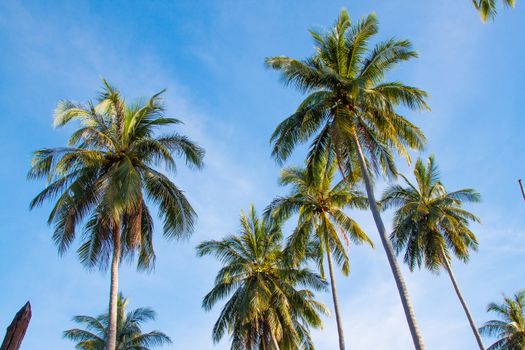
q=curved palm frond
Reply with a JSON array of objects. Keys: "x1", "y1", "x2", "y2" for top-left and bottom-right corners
[
  {"x1": 473, "y1": 0, "x2": 516, "y2": 22},
  {"x1": 480, "y1": 291, "x2": 525, "y2": 350}
]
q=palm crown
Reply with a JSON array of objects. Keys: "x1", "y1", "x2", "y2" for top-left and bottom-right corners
[
  {"x1": 266, "y1": 9, "x2": 429, "y2": 179},
  {"x1": 196, "y1": 205, "x2": 329, "y2": 350},
  {"x1": 381, "y1": 156, "x2": 481, "y2": 272},
  {"x1": 265, "y1": 158, "x2": 371, "y2": 276},
  {"x1": 64, "y1": 293, "x2": 172, "y2": 350},
  {"x1": 473, "y1": 0, "x2": 516, "y2": 22},
  {"x1": 28, "y1": 80, "x2": 204, "y2": 270},
  {"x1": 479, "y1": 291, "x2": 525, "y2": 350}
]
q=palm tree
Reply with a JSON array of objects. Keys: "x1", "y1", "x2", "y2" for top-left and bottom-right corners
[
  {"x1": 64, "y1": 293, "x2": 172, "y2": 350},
  {"x1": 28, "y1": 80, "x2": 204, "y2": 350},
  {"x1": 472, "y1": 0, "x2": 516, "y2": 22},
  {"x1": 381, "y1": 156, "x2": 484, "y2": 349},
  {"x1": 479, "y1": 291, "x2": 525, "y2": 350},
  {"x1": 196, "y1": 205, "x2": 329, "y2": 350},
  {"x1": 265, "y1": 157, "x2": 372, "y2": 350},
  {"x1": 266, "y1": 9, "x2": 429, "y2": 349}
]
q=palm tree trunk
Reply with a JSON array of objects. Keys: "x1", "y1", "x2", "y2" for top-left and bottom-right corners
[
  {"x1": 350, "y1": 132, "x2": 425, "y2": 350},
  {"x1": 325, "y1": 240, "x2": 346, "y2": 350},
  {"x1": 106, "y1": 225, "x2": 121, "y2": 350},
  {"x1": 441, "y1": 253, "x2": 485, "y2": 350},
  {"x1": 270, "y1": 331, "x2": 281, "y2": 350}
]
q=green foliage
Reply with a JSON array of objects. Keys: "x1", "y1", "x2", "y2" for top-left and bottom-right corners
[
  {"x1": 63, "y1": 293, "x2": 172, "y2": 350},
  {"x1": 266, "y1": 8, "x2": 429, "y2": 180},
  {"x1": 479, "y1": 291, "x2": 525, "y2": 350},
  {"x1": 265, "y1": 157, "x2": 372, "y2": 349},
  {"x1": 472, "y1": 0, "x2": 516, "y2": 22},
  {"x1": 265, "y1": 157, "x2": 372, "y2": 277},
  {"x1": 28, "y1": 79, "x2": 204, "y2": 271},
  {"x1": 267, "y1": 10, "x2": 429, "y2": 348},
  {"x1": 381, "y1": 156, "x2": 481, "y2": 272},
  {"x1": 197, "y1": 205, "x2": 329, "y2": 350}
]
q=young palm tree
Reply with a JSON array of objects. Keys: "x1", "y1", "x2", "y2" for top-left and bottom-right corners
[
  {"x1": 266, "y1": 9, "x2": 429, "y2": 349},
  {"x1": 265, "y1": 158, "x2": 372, "y2": 350},
  {"x1": 196, "y1": 205, "x2": 329, "y2": 350},
  {"x1": 28, "y1": 80, "x2": 204, "y2": 350},
  {"x1": 472, "y1": 0, "x2": 516, "y2": 22},
  {"x1": 64, "y1": 293, "x2": 172, "y2": 350},
  {"x1": 479, "y1": 291, "x2": 525, "y2": 350},
  {"x1": 381, "y1": 156, "x2": 484, "y2": 349}
]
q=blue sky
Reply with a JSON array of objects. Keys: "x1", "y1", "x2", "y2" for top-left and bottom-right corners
[{"x1": 0, "y1": 1, "x2": 524, "y2": 349}]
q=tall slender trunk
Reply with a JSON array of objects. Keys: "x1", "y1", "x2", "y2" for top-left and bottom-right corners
[
  {"x1": 270, "y1": 331, "x2": 281, "y2": 350},
  {"x1": 260, "y1": 330, "x2": 268, "y2": 350},
  {"x1": 441, "y1": 253, "x2": 485, "y2": 350},
  {"x1": 106, "y1": 225, "x2": 121, "y2": 350},
  {"x1": 350, "y1": 132, "x2": 425, "y2": 350},
  {"x1": 325, "y1": 240, "x2": 345, "y2": 350}
]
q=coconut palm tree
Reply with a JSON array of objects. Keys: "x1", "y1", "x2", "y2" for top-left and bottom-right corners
[
  {"x1": 265, "y1": 157, "x2": 372, "y2": 350},
  {"x1": 196, "y1": 205, "x2": 329, "y2": 350},
  {"x1": 266, "y1": 9, "x2": 429, "y2": 349},
  {"x1": 479, "y1": 291, "x2": 525, "y2": 350},
  {"x1": 28, "y1": 80, "x2": 204, "y2": 350},
  {"x1": 64, "y1": 293, "x2": 171, "y2": 350},
  {"x1": 381, "y1": 156, "x2": 484, "y2": 349},
  {"x1": 472, "y1": 0, "x2": 516, "y2": 22}
]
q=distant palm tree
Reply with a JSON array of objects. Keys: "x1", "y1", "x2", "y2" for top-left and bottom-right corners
[
  {"x1": 472, "y1": 0, "x2": 516, "y2": 22},
  {"x1": 381, "y1": 156, "x2": 484, "y2": 349},
  {"x1": 29, "y1": 80, "x2": 204, "y2": 350},
  {"x1": 266, "y1": 9, "x2": 429, "y2": 349},
  {"x1": 265, "y1": 158, "x2": 372, "y2": 350},
  {"x1": 64, "y1": 293, "x2": 171, "y2": 350},
  {"x1": 197, "y1": 205, "x2": 329, "y2": 350},
  {"x1": 479, "y1": 291, "x2": 525, "y2": 350}
]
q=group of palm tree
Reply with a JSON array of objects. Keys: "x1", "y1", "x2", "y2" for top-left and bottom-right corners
[
  {"x1": 200, "y1": 8, "x2": 523, "y2": 350},
  {"x1": 27, "y1": 4, "x2": 522, "y2": 350}
]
